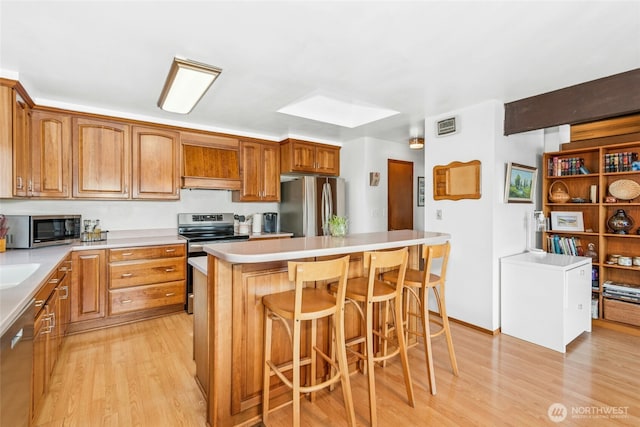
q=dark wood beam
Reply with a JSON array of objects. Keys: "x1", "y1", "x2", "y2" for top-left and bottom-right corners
[{"x1": 504, "y1": 68, "x2": 640, "y2": 135}]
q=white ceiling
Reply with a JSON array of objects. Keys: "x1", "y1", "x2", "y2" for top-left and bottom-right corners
[{"x1": 1, "y1": 1, "x2": 639, "y2": 145}]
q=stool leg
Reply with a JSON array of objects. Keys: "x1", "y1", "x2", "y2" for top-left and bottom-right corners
[
  {"x1": 262, "y1": 310, "x2": 273, "y2": 425},
  {"x1": 335, "y1": 310, "x2": 357, "y2": 426},
  {"x1": 394, "y1": 293, "x2": 415, "y2": 407},
  {"x1": 365, "y1": 300, "x2": 378, "y2": 427},
  {"x1": 292, "y1": 318, "x2": 302, "y2": 426},
  {"x1": 309, "y1": 318, "x2": 317, "y2": 402},
  {"x1": 421, "y1": 287, "x2": 437, "y2": 395},
  {"x1": 434, "y1": 286, "x2": 459, "y2": 376},
  {"x1": 380, "y1": 300, "x2": 390, "y2": 367}
]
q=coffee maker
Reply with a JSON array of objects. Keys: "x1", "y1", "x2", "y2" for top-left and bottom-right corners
[{"x1": 263, "y1": 212, "x2": 277, "y2": 233}]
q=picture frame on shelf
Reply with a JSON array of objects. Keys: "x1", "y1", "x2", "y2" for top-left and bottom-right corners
[
  {"x1": 550, "y1": 211, "x2": 585, "y2": 232},
  {"x1": 417, "y1": 176, "x2": 425, "y2": 206},
  {"x1": 504, "y1": 162, "x2": 537, "y2": 203}
]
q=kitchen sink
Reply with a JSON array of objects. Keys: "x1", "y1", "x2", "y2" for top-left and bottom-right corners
[{"x1": 0, "y1": 264, "x2": 40, "y2": 290}]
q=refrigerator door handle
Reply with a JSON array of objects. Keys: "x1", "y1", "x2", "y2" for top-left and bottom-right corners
[{"x1": 322, "y1": 181, "x2": 334, "y2": 236}]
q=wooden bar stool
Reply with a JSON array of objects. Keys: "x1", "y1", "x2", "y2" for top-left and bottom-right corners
[
  {"x1": 262, "y1": 255, "x2": 356, "y2": 427},
  {"x1": 383, "y1": 241, "x2": 459, "y2": 395},
  {"x1": 332, "y1": 247, "x2": 414, "y2": 427}
]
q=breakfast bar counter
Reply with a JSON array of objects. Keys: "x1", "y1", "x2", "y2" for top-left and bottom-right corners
[{"x1": 202, "y1": 230, "x2": 450, "y2": 426}]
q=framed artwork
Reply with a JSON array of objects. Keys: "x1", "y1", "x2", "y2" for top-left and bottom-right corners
[
  {"x1": 417, "y1": 176, "x2": 425, "y2": 206},
  {"x1": 504, "y1": 162, "x2": 537, "y2": 203},
  {"x1": 550, "y1": 211, "x2": 585, "y2": 232}
]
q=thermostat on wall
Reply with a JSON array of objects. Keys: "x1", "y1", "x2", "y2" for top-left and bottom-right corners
[{"x1": 436, "y1": 116, "x2": 458, "y2": 137}]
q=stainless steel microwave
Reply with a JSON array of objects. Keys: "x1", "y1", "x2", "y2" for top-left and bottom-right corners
[{"x1": 4, "y1": 215, "x2": 81, "y2": 248}]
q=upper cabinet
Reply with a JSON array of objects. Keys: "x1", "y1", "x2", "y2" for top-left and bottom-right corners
[
  {"x1": 30, "y1": 110, "x2": 72, "y2": 198},
  {"x1": 132, "y1": 126, "x2": 180, "y2": 200},
  {"x1": 181, "y1": 131, "x2": 241, "y2": 190},
  {"x1": 232, "y1": 140, "x2": 280, "y2": 202},
  {"x1": 12, "y1": 94, "x2": 31, "y2": 197},
  {"x1": 280, "y1": 138, "x2": 340, "y2": 176},
  {"x1": 72, "y1": 117, "x2": 131, "y2": 199}
]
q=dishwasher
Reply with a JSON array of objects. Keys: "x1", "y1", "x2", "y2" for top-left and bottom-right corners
[{"x1": 1, "y1": 299, "x2": 35, "y2": 427}]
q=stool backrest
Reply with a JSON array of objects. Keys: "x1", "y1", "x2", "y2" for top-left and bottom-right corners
[
  {"x1": 287, "y1": 255, "x2": 351, "y2": 316},
  {"x1": 421, "y1": 241, "x2": 451, "y2": 286},
  {"x1": 364, "y1": 247, "x2": 408, "y2": 297}
]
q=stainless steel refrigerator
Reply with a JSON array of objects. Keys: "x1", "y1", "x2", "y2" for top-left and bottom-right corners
[{"x1": 280, "y1": 176, "x2": 346, "y2": 237}]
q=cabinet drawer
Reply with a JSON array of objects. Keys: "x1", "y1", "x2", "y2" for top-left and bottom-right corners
[
  {"x1": 604, "y1": 298, "x2": 640, "y2": 327},
  {"x1": 109, "y1": 281, "x2": 185, "y2": 315},
  {"x1": 34, "y1": 271, "x2": 59, "y2": 313},
  {"x1": 109, "y1": 258, "x2": 185, "y2": 289},
  {"x1": 109, "y1": 244, "x2": 185, "y2": 262}
]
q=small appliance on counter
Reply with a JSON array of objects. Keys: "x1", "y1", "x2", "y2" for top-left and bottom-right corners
[
  {"x1": 3, "y1": 215, "x2": 81, "y2": 248},
  {"x1": 263, "y1": 212, "x2": 277, "y2": 233},
  {"x1": 252, "y1": 213, "x2": 263, "y2": 234}
]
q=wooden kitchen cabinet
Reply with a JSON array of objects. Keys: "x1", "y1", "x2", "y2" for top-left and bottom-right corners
[
  {"x1": 107, "y1": 244, "x2": 186, "y2": 315},
  {"x1": 72, "y1": 117, "x2": 131, "y2": 198},
  {"x1": 30, "y1": 109, "x2": 72, "y2": 198},
  {"x1": 32, "y1": 255, "x2": 71, "y2": 421},
  {"x1": 280, "y1": 138, "x2": 340, "y2": 176},
  {"x1": 181, "y1": 131, "x2": 241, "y2": 190},
  {"x1": 132, "y1": 125, "x2": 180, "y2": 199},
  {"x1": 71, "y1": 249, "x2": 107, "y2": 323},
  {"x1": 12, "y1": 93, "x2": 31, "y2": 197},
  {"x1": 232, "y1": 139, "x2": 280, "y2": 202}
]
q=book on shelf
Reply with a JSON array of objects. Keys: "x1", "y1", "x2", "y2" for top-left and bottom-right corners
[
  {"x1": 546, "y1": 235, "x2": 584, "y2": 256},
  {"x1": 604, "y1": 152, "x2": 637, "y2": 172},
  {"x1": 548, "y1": 156, "x2": 588, "y2": 176}
]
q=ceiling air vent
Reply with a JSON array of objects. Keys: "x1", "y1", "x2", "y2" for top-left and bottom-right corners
[{"x1": 436, "y1": 117, "x2": 457, "y2": 137}]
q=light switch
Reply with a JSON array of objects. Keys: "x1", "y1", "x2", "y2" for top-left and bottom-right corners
[{"x1": 436, "y1": 209, "x2": 443, "y2": 220}]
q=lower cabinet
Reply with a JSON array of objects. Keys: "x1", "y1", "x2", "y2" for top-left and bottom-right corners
[
  {"x1": 32, "y1": 254, "x2": 72, "y2": 422},
  {"x1": 69, "y1": 243, "x2": 186, "y2": 333},
  {"x1": 107, "y1": 244, "x2": 185, "y2": 315}
]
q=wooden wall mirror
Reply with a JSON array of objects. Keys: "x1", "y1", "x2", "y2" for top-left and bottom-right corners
[{"x1": 433, "y1": 160, "x2": 481, "y2": 200}]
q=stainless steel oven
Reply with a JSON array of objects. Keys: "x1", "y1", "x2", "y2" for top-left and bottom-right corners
[{"x1": 178, "y1": 213, "x2": 249, "y2": 313}]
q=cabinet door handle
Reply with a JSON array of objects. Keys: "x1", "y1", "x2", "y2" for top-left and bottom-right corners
[
  {"x1": 120, "y1": 299, "x2": 133, "y2": 304},
  {"x1": 164, "y1": 268, "x2": 175, "y2": 272},
  {"x1": 121, "y1": 273, "x2": 133, "y2": 278},
  {"x1": 35, "y1": 300, "x2": 45, "y2": 308},
  {"x1": 165, "y1": 292, "x2": 176, "y2": 297},
  {"x1": 59, "y1": 285, "x2": 69, "y2": 299},
  {"x1": 49, "y1": 278, "x2": 59, "y2": 284},
  {"x1": 16, "y1": 176, "x2": 23, "y2": 190},
  {"x1": 165, "y1": 248, "x2": 176, "y2": 253},
  {"x1": 122, "y1": 252, "x2": 133, "y2": 257}
]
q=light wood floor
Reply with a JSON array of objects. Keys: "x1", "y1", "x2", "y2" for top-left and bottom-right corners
[{"x1": 35, "y1": 312, "x2": 640, "y2": 426}]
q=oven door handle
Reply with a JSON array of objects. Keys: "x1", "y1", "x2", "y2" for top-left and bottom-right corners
[{"x1": 189, "y1": 243, "x2": 204, "y2": 253}]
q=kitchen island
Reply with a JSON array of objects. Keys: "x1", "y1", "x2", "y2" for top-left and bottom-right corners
[{"x1": 202, "y1": 230, "x2": 450, "y2": 427}]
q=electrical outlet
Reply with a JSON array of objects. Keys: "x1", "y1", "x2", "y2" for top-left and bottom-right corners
[{"x1": 436, "y1": 209, "x2": 443, "y2": 220}]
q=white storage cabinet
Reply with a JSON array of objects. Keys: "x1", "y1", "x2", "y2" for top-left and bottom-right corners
[{"x1": 500, "y1": 252, "x2": 592, "y2": 353}]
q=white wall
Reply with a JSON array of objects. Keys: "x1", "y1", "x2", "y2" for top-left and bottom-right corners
[
  {"x1": 425, "y1": 100, "x2": 544, "y2": 331},
  {"x1": 341, "y1": 137, "x2": 425, "y2": 233},
  {"x1": 0, "y1": 190, "x2": 279, "y2": 231}
]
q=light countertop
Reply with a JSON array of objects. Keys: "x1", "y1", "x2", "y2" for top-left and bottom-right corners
[
  {"x1": 204, "y1": 230, "x2": 451, "y2": 263},
  {"x1": 188, "y1": 256, "x2": 207, "y2": 274},
  {"x1": 0, "y1": 232, "x2": 185, "y2": 336}
]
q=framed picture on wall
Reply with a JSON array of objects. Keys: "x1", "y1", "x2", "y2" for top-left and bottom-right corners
[
  {"x1": 417, "y1": 176, "x2": 425, "y2": 206},
  {"x1": 504, "y1": 162, "x2": 537, "y2": 203}
]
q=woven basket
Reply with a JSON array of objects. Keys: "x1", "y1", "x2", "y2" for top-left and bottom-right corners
[
  {"x1": 608, "y1": 179, "x2": 640, "y2": 201},
  {"x1": 548, "y1": 181, "x2": 571, "y2": 203}
]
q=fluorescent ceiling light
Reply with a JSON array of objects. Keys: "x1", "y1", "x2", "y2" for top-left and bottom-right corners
[
  {"x1": 158, "y1": 57, "x2": 222, "y2": 114},
  {"x1": 278, "y1": 94, "x2": 399, "y2": 128}
]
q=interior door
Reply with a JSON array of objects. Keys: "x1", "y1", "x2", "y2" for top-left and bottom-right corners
[{"x1": 388, "y1": 159, "x2": 414, "y2": 230}]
